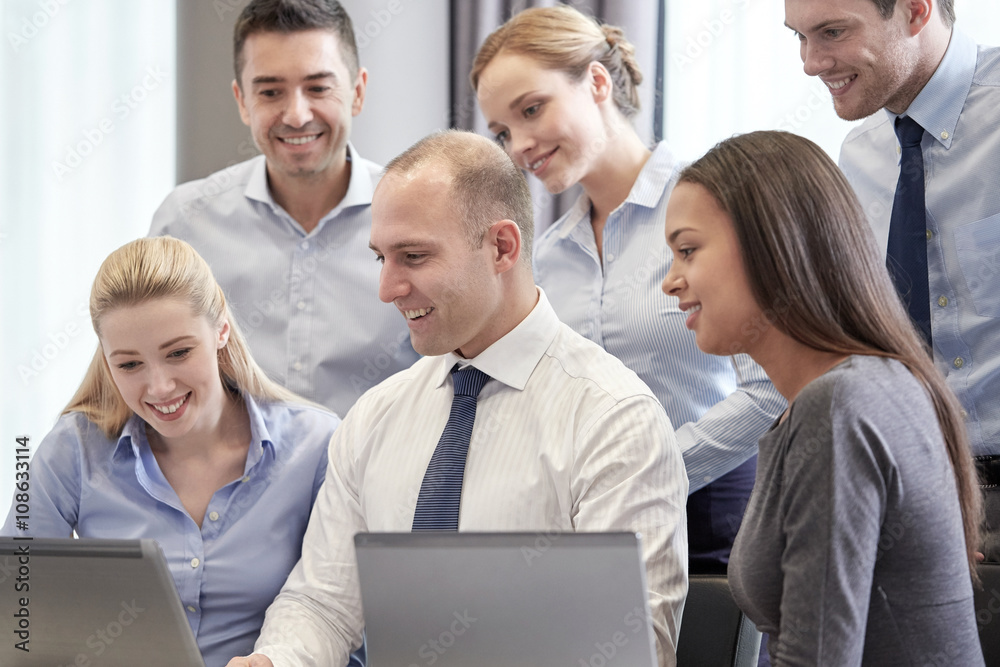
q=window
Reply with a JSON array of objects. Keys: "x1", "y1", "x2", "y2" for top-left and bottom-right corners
[{"x1": 1, "y1": 1, "x2": 176, "y2": 522}]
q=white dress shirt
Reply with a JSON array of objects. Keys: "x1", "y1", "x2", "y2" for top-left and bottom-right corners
[{"x1": 254, "y1": 289, "x2": 689, "y2": 667}]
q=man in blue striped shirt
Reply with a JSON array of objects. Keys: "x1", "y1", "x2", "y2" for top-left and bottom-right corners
[
  {"x1": 786, "y1": 0, "x2": 1000, "y2": 561},
  {"x1": 150, "y1": 0, "x2": 418, "y2": 418}
]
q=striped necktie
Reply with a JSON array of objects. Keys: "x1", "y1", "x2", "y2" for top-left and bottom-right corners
[{"x1": 412, "y1": 365, "x2": 491, "y2": 531}]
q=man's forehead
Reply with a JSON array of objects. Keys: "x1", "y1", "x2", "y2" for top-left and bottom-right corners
[
  {"x1": 377, "y1": 165, "x2": 453, "y2": 200},
  {"x1": 241, "y1": 29, "x2": 351, "y2": 74},
  {"x1": 785, "y1": 0, "x2": 877, "y2": 27}
]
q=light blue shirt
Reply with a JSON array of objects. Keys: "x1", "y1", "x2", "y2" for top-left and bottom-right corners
[
  {"x1": 150, "y1": 144, "x2": 420, "y2": 418},
  {"x1": 2, "y1": 395, "x2": 337, "y2": 667},
  {"x1": 839, "y1": 30, "x2": 1000, "y2": 456},
  {"x1": 533, "y1": 142, "x2": 787, "y2": 491}
]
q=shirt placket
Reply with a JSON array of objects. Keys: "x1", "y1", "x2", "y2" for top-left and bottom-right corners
[
  {"x1": 286, "y1": 238, "x2": 317, "y2": 398},
  {"x1": 567, "y1": 221, "x2": 605, "y2": 344}
]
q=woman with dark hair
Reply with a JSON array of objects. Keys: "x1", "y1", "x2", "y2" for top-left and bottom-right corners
[{"x1": 662, "y1": 130, "x2": 983, "y2": 665}]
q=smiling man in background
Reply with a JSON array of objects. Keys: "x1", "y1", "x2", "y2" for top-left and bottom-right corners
[
  {"x1": 786, "y1": 0, "x2": 1000, "y2": 561},
  {"x1": 150, "y1": 0, "x2": 418, "y2": 418}
]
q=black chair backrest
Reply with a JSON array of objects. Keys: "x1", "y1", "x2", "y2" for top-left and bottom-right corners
[
  {"x1": 676, "y1": 574, "x2": 761, "y2": 667},
  {"x1": 975, "y1": 563, "x2": 1000, "y2": 665}
]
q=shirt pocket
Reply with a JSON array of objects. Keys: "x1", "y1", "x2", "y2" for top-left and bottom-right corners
[{"x1": 955, "y1": 212, "x2": 1000, "y2": 318}]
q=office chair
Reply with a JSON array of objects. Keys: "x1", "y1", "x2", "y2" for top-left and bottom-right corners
[
  {"x1": 976, "y1": 562, "x2": 1000, "y2": 666},
  {"x1": 676, "y1": 574, "x2": 761, "y2": 667}
]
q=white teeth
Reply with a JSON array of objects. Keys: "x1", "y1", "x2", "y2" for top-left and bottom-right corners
[
  {"x1": 152, "y1": 395, "x2": 187, "y2": 414},
  {"x1": 529, "y1": 156, "x2": 547, "y2": 171},
  {"x1": 282, "y1": 135, "x2": 319, "y2": 145},
  {"x1": 825, "y1": 76, "x2": 853, "y2": 90},
  {"x1": 404, "y1": 308, "x2": 433, "y2": 320},
  {"x1": 686, "y1": 304, "x2": 702, "y2": 313}
]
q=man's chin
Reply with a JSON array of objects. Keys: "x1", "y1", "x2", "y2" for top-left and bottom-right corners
[{"x1": 832, "y1": 97, "x2": 882, "y2": 123}]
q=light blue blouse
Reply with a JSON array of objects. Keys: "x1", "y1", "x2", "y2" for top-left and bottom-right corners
[{"x1": 2, "y1": 394, "x2": 338, "y2": 667}]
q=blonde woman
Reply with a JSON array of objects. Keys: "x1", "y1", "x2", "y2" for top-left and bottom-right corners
[
  {"x1": 1, "y1": 237, "x2": 353, "y2": 667},
  {"x1": 473, "y1": 6, "x2": 786, "y2": 573}
]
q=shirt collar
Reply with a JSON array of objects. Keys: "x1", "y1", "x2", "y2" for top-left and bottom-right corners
[
  {"x1": 887, "y1": 29, "x2": 976, "y2": 151},
  {"x1": 111, "y1": 392, "x2": 274, "y2": 471},
  {"x1": 243, "y1": 142, "x2": 375, "y2": 228},
  {"x1": 552, "y1": 141, "x2": 677, "y2": 240},
  {"x1": 431, "y1": 287, "x2": 561, "y2": 391}
]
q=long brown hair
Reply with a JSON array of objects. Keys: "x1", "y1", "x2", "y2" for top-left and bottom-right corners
[
  {"x1": 65, "y1": 236, "x2": 305, "y2": 438},
  {"x1": 470, "y1": 5, "x2": 643, "y2": 119},
  {"x1": 680, "y1": 130, "x2": 981, "y2": 577}
]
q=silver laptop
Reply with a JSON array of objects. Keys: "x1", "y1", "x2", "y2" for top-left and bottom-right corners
[
  {"x1": 0, "y1": 537, "x2": 205, "y2": 667},
  {"x1": 354, "y1": 531, "x2": 658, "y2": 667}
]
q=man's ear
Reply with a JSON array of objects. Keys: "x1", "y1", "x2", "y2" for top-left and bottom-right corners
[
  {"x1": 232, "y1": 79, "x2": 251, "y2": 127},
  {"x1": 489, "y1": 219, "x2": 522, "y2": 273},
  {"x1": 903, "y1": 0, "x2": 936, "y2": 36},
  {"x1": 352, "y1": 67, "x2": 369, "y2": 117}
]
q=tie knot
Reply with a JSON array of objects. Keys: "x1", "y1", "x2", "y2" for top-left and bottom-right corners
[
  {"x1": 451, "y1": 365, "x2": 491, "y2": 398},
  {"x1": 895, "y1": 115, "x2": 925, "y2": 148}
]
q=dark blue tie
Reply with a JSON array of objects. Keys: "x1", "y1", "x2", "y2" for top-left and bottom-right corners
[
  {"x1": 412, "y1": 365, "x2": 491, "y2": 531},
  {"x1": 886, "y1": 115, "x2": 932, "y2": 347}
]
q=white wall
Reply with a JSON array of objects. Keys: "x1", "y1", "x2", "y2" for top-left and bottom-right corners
[{"x1": 343, "y1": 0, "x2": 450, "y2": 165}]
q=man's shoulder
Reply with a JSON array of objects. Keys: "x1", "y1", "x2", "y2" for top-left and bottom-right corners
[
  {"x1": 341, "y1": 356, "x2": 434, "y2": 419},
  {"x1": 973, "y1": 42, "x2": 1000, "y2": 86},
  {"x1": 840, "y1": 113, "x2": 891, "y2": 161},
  {"x1": 543, "y1": 323, "x2": 658, "y2": 405},
  {"x1": 155, "y1": 156, "x2": 262, "y2": 218},
  {"x1": 351, "y1": 151, "x2": 385, "y2": 183}
]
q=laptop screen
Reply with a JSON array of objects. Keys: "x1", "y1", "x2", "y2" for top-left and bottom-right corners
[
  {"x1": 354, "y1": 531, "x2": 658, "y2": 667},
  {"x1": 0, "y1": 537, "x2": 205, "y2": 667}
]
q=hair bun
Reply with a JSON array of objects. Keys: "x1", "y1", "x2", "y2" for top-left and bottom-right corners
[{"x1": 601, "y1": 23, "x2": 642, "y2": 87}]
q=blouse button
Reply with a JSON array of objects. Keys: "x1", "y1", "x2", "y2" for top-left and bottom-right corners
[
  {"x1": 209, "y1": 511, "x2": 220, "y2": 522},
  {"x1": 190, "y1": 558, "x2": 200, "y2": 569}
]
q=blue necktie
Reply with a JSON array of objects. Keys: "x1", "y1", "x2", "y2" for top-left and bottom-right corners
[
  {"x1": 412, "y1": 365, "x2": 491, "y2": 531},
  {"x1": 886, "y1": 115, "x2": 932, "y2": 347}
]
